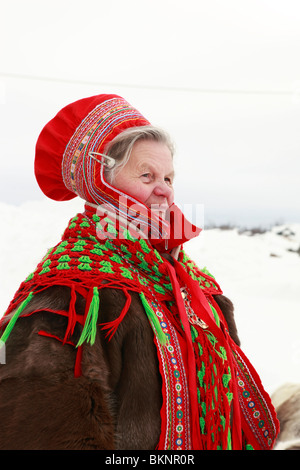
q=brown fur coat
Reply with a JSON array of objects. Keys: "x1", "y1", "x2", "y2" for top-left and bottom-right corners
[{"x1": 0, "y1": 284, "x2": 240, "y2": 450}]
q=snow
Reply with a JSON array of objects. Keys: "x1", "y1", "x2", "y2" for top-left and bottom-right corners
[{"x1": 1, "y1": 199, "x2": 300, "y2": 395}]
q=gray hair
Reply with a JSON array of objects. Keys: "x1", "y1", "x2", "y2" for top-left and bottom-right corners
[{"x1": 103, "y1": 125, "x2": 175, "y2": 184}]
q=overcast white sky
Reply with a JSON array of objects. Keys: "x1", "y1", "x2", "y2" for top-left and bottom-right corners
[{"x1": 1, "y1": 0, "x2": 300, "y2": 228}]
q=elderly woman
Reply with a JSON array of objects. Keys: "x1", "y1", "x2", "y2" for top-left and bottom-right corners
[{"x1": 0, "y1": 94, "x2": 279, "y2": 450}]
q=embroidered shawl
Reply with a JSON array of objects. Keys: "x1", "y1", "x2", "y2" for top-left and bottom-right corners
[{"x1": 0, "y1": 205, "x2": 279, "y2": 450}]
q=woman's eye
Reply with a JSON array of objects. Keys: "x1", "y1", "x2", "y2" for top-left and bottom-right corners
[
  {"x1": 164, "y1": 177, "x2": 173, "y2": 185},
  {"x1": 140, "y1": 173, "x2": 173, "y2": 185}
]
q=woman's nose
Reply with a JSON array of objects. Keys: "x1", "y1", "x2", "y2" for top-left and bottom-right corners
[{"x1": 153, "y1": 181, "x2": 174, "y2": 201}]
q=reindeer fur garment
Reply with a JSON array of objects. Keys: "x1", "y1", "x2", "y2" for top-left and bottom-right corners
[{"x1": 0, "y1": 284, "x2": 238, "y2": 450}]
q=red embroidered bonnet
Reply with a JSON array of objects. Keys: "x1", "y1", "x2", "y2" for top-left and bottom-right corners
[{"x1": 34, "y1": 94, "x2": 150, "y2": 203}]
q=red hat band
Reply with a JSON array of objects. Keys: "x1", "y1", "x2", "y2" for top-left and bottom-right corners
[{"x1": 62, "y1": 96, "x2": 150, "y2": 203}]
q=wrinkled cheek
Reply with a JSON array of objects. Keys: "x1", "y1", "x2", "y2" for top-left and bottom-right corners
[
  {"x1": 113, "y1": 177, "x2": 150, "y2": 205},
  {"x1": 129, "y1": 186, "x2": 153, "y2": 207},
  {"x1": 135, "y1": 188, "x2": 153, "y2": 205}
]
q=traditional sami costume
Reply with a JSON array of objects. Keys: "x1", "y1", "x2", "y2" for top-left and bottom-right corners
[{"x1": 0, "y1": 95, "x2": 279, "y2": 450}]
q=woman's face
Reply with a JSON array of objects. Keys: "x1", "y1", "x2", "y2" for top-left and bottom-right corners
[{"x1": 113, "y1": 140, "x2": 175, "y2": 217}]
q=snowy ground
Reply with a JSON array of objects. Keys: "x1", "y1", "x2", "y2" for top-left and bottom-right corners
[{"x1": 1, "y1": 198, "x2": 300, "y2": 396}]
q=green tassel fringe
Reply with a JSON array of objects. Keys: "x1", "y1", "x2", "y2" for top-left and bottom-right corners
[
  {"x1": 0, "y1": 288, "x2": 166, "y2": 350},
  {"x1": 139, "y1": 292, "x2": 167, "y2": 346},
  {"x1": 0, "y1": 291, "x2": 34, "y2": 346},
  {"x1": 76, "y1": 287, "x2": 99, "y2": 347},
  {"x1": 209, "y1": 303, "x2": 220, "y2": 327}
]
